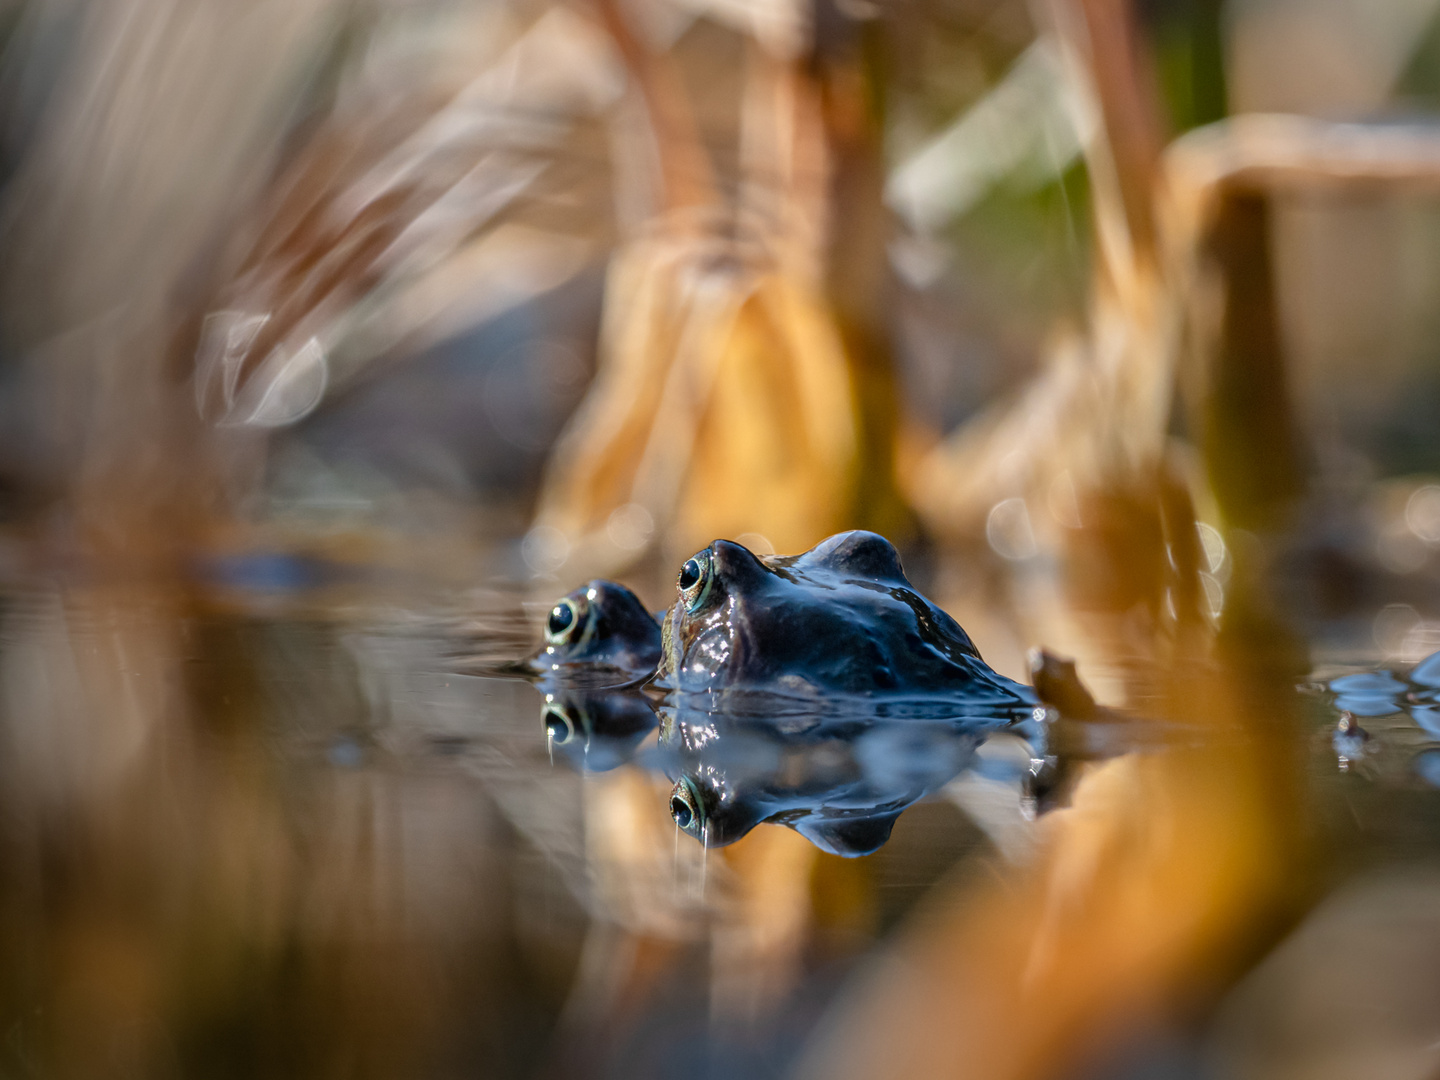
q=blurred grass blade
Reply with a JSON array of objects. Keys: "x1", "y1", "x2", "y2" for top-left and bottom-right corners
[{"x1": 194, "y1": 6, "x2": 621, "y2": 427}]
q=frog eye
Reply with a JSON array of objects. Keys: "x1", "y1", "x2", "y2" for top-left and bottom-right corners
[
  {"x1": 543, "y1": 702, "x2": 577, "y2": 744},
  {"x1": 678, "y1": 551, "x2": 714, "y2": 613},
  {"x1": 669, "y1": 777, "x2": 704, "y2": 834},
  {"x1": 545, "y1": 598, "x2": 583, "y2": 646}
]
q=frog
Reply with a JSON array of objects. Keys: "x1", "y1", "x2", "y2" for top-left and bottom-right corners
[
  {"x1": 528, "y1": 579, "x2": 662, "y2": 683},
  {"x1": 654, "y1": 530, "x2": 1037, "y2": 707}
]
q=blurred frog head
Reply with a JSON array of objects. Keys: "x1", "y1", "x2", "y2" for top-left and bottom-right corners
[
  {"x1": 538, "y1": 685, "x2": 658, "y2": 773},
  {"x1": 529, "y1": 579, "x2": 661, "y2": 681}
]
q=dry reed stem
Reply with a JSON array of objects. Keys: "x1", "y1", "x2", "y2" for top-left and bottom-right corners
[
  {"x1": 531, "y1": 224, "x2": 858, "y2": 577},
  {"x1": 532, "y1": 14, "x2": 860, "y2": 578},
  {"x1": 907, "y1": 0, "x2": 1176, "y2": 547},
  {"x1": 822, "y1": 7, "x2": 1305, "y2": 1076}
]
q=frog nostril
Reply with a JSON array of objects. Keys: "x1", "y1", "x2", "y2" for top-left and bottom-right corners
[{"x1": 678, "y1": 559, "x2": 701, "y2": 591}]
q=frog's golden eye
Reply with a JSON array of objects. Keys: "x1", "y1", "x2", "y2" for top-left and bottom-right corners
[
  {"x1": 545, "y1": 598, "x2": 583, "y2": 646},
  {"x1": 543, "y1": 702, "x2": 577, "y2": 745},
  {"x1": 669, "y1": 777, "x2": 704, "y2": 833},
  {"x1": 678, "y1": 551, "x2": 714, "y2": 614}
]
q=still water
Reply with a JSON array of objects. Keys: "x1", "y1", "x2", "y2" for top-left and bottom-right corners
[{"x1": 2, "y1": 547, "x2": 1440, "y2": 1080}]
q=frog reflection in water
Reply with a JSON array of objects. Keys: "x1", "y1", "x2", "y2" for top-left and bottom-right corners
[
  {"x1": 540, "y1": 686, "x2": 659, "y2": 773},
  {"x1": 661, "y1": 700, "x2": 1039, "y2": 855},
  {"x1": 526, "y1": 532, "x2": 1046, "y2": 855}
]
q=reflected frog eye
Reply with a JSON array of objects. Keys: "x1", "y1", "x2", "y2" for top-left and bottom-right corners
[
  {"x1": 678, "y1": 551, "x2": 714, "y2": 613},
  {"x1": 543, "y1": 702, "x2": 577, "y2": 744},
  {"x1": 545, "y1": 598, "x2": 582, "y2": 645},
  {"x1": 669, "y1": 777, "x2": 704, "y2": 833}
]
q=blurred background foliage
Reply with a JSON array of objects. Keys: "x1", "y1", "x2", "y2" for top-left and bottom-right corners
[{"x1": 5, "y1": 0, "x2": 1440, "y2": 1078}]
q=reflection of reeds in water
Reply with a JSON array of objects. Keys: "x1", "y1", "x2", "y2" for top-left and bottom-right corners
[
  {"x1": 0, "y1": 505, "x2": 831, "y2": 1075},
  {"x1": 0, "y1": 589, "x2": 556, "y2": 1078},
  {"x1": 566, "y1": 768, "x2": 820, "y2": 1029}
]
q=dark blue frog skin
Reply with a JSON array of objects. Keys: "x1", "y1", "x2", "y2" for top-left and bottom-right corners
[
  {"x1": 654, "y1": 530, "x2": 1037, "y2": 707},
  {"x1": 528, "y1": 579, "x2": 662, "y2": 682}
]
